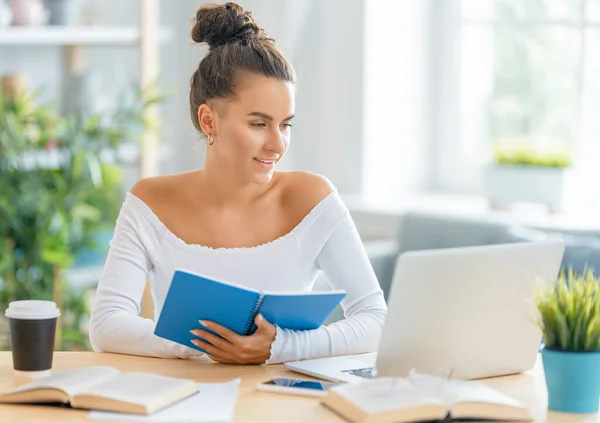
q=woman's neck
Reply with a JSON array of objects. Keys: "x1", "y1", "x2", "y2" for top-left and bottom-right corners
[{"x1": 196, "y1": 166, "x2": 273, "y2": 208}]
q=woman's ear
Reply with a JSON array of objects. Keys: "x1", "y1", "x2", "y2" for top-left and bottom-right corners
[{"x1": 198, "y1": 103, "x2": 216, "y2": 137}]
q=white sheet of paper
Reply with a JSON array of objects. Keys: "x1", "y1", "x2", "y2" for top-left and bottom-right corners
[{"x1": 87, "y1": 378, "x2": 240, "y2": 423}]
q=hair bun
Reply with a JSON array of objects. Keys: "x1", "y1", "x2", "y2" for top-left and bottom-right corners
[{"x1": 191, "y1": 2, "x2": 263, "y2": 48}]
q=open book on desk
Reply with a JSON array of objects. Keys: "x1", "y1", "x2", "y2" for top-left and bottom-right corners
[
  {"x1": 154, "y1": 269, "x2": 346, "y2": 353},
  {"x1": 0, "y1": 366, "x2": 198, "y2": 415},
  {"x1": 322, "y1": 377, "x2": 532, "y2": 423}
]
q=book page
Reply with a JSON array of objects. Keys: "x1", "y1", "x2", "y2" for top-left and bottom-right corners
[
  {"x1": 87, "y1": 379, "x2": 240, "y2": 422},
  {"x1": 6, "y1": 366, "x2": 121, "y2": 398},
  {"x1": 442, "y1": 380, "x2": 523, "y2": 408},
  {"x1": 335, "y1": 377, "x2": 444, "y2": 414},
  {"x1": 73, "y1": 373, "x2": 197, "y2": 408}
]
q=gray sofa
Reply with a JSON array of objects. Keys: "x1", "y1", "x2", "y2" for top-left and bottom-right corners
[{"x1": 318, "y1": 210, "x2": 600, "y2": 323}]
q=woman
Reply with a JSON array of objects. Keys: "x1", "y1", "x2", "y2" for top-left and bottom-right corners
[{"x1": 89, "y1": 2, "x2": 387, "y2": 365}]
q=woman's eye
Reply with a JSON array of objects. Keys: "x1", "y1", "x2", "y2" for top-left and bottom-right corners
[
  {"x1": 252, "y1": 123, "x2": 267, "y2": 128},
  {"x1": 282, "y1": 123, "x2": 293, "y2": 129}
]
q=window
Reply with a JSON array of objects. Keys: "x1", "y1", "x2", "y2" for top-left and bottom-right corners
[{"x1": 433, "y1": 0, "x2": 600, "y2": 193}]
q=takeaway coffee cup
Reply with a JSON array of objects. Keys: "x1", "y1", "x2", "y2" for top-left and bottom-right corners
[{"x1": 5, "y1": 300, "x2": 61, "y2": 378}]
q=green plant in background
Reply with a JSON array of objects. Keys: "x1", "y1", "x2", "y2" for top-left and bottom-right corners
[
  {"x1": 493, "y1": 141, "x2": 572, "y2": 168},
  {"x1": 535, "y1": 267, "x2": 600, "y2": 352},
  {"x1": 0, "y1": 84, "x2": 161, "y2": 350}
]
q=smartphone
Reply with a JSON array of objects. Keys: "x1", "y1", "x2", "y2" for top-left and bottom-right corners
[{"x1": 256, "y1": 377, "x2": 339, "y2": 398}]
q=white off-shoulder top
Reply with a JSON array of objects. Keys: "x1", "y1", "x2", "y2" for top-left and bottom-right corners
[{"x1": 89, "y1": 189, "x2": 387, "y2": 364}]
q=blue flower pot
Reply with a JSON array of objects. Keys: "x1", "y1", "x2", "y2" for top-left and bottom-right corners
[{"x1": 542, "y1": 346, "x2": 600, "y2": 413}]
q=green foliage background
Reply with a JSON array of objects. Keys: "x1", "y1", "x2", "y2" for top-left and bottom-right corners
[{"x1": 0, "y1": 85, "x2": 158, "y2": 350}]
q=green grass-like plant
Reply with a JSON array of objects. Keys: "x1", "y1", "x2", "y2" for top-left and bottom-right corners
[
  {"x1": 493, "y1": 143, "x2": 572, "y2": 168},
  {"x1": 535, "y1": 267, "x2": 600, "y2": 352}
]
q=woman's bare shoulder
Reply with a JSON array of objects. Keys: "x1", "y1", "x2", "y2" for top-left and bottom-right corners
[
  {"x1": 129, "y1": 172, "x2": 197, "y2": 212},
  {"x1": 276, "y1": 171, "x2": 336, "y2": 216}
]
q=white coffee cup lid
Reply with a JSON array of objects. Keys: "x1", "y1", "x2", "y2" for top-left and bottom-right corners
[{"x1": 5, "y1": 300, "x2": 61, "y2": 320}]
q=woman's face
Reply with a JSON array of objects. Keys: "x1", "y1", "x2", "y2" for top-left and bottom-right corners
[{"x1": 203, "y1": 73, "x2": 295, "y2": 185}]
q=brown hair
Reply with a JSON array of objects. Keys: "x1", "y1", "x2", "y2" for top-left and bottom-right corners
[{"x1": 189, "y1": 2, "x2": 296, "y2": 133}]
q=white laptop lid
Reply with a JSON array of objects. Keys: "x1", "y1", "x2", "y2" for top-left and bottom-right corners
[{"x1": 375, "y1": 241, "x2": 565, "y2": 380}]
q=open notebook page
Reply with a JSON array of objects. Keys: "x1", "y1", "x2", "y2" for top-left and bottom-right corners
[
  {"x1": 441, "y1": 380, "x2": 524, "y2": 408},
  {"x1": 10, "y1": 367, "x2": 120, "y2": 397},
  {"x1": 335, "y1": 377, "x2": 443, "y2": 414},
  {"x1": 74, "y1": 373, "x2": 195, "y2": 405},
  {"x1": 88, "y1": 379, "x2": 241, "y2": 423},
  {"x1": 442, "y1": 380, "x2": 532, "y2": 421}
]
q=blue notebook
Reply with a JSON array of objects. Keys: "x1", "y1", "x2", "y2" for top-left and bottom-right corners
[{"x1": 154, "y1": 269, "x2": 346, "y2": 353}]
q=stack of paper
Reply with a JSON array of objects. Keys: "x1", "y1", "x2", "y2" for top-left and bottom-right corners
[{"x1": 87, "y1": 379, "x2": 240, "y2": 422}]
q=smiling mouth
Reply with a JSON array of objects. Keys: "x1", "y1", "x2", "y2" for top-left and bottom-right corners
[{"x1": 254, "y1": 158, "x2": 276, "y2": 165}]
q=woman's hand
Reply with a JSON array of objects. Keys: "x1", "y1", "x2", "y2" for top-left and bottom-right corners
[{"x1": 190, "y1": 313, "x2": 276, "y2": 364}]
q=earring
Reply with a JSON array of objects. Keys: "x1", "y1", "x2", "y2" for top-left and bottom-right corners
[{"x1": 208, "y1": 136, "x2": 215, "y2": 145}]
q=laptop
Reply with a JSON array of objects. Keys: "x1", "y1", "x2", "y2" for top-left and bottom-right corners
[{"x1": 285, "y1": 241, "x2": 565, "y2": 382}]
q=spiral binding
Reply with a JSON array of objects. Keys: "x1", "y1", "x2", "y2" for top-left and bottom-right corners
[{"x1": 243, "y1": 294, "x2": 265, "y2": 335}]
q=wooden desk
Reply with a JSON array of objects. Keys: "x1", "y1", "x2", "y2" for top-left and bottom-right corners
[{"x1": 0, "y1": 352, "x2": 597, "y2": 422}]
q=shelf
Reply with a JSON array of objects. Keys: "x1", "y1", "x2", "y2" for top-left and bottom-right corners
[
  {"x1": 0, "y1": 26, "x2": 171, "y2": 46},
  {"x1": 6, "y1": 145, "x2": 141, "y2": 171}
]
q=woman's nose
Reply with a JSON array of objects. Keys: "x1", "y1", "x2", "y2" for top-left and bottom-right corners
[{"x1": 267, "y1": 129, "x2": 285, "y2": 154}]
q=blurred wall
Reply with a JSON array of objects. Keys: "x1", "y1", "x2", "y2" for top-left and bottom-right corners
[
  {"x1": 362, "y1": 0, "x2": 433, "y2": 203},
  {"x1": 0, "y1": 0, "x2": 366, "y2": 194}
]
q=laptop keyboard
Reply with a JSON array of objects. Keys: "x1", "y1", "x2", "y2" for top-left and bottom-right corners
[{"x1": 342, "y1": 367, "x2": 374, "y2": 378}]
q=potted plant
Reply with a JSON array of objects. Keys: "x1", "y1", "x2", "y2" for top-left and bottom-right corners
[
  {"x1": 482, "y1": 141, "x2": 573, "y2": 213},
  {"x1": 0, "y1": 83, "x2": 160, "y2": 350},
  {"x1": 535, "y1": 267, "x2": 600, "y2": 413}
]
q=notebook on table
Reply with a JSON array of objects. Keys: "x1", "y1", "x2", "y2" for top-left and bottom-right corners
[
  {"x1": 321, "y1": 376, "x2": 532, "y2": 423},
  {"x1": 0, "y1": 366, "x2": 198, "y2": 415},
  {"x1": 154, "y1": 269, "x2": 346, "y2": 352}
]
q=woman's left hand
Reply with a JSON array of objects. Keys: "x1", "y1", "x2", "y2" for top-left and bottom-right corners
[{"x1": 190, "y1": 313, "x2": 276, "y2": 364}]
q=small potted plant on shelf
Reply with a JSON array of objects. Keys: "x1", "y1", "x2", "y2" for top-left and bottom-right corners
[
  {"x1": 535, "y1": 267, "x2": 600, "y2": 413},
  {"x1": 482, "y1": 141, "x2": 572, "y2": 213}
]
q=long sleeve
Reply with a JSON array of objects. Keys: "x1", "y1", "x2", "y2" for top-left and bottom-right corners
[
  {"x1": 89, "y1": 195, "x2": 203, "y2": 359},
  {"x1": 265, "y1": 208, "x2": 388, "y2": 364}
]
